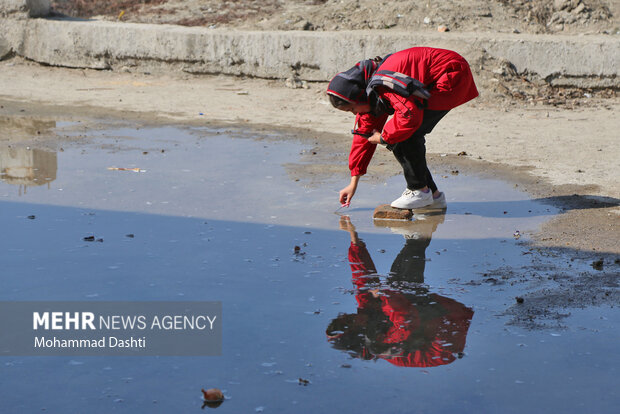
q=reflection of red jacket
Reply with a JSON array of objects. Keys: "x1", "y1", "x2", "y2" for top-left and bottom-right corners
[
  {"x1": 349, "y1": 242, "x2": 474, "y2": 368},
  {"x1": 349, "y1": 47, "x2": 478, "y2": 176}
]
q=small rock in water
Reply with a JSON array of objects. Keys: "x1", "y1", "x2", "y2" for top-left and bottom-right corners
[
  {"x1": 515, "y1": 296, "x2": 524, "y2": 304},
  {"x1": 591, "y1": 259, "x2": 604, "y2": 270},
  {"x1": 201, "y1": 388, "x2": 224, "y2": 402},
  {"x1": 373, "y1": 204, "x2": 413, "y2": 220}
]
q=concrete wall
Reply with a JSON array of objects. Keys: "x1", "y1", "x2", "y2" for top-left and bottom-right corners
[
  {"x1": 0, "y1": 2, "x2": 618, "y2": 88},
  {"x1": 0, "y1": 32, "x2": 10, "y2": 59},
  {"x1": 0, "y1": 0, "x2": 50, "y2": 18}
]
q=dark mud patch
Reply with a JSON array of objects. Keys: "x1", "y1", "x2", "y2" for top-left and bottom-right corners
[{"x1": 503, "y1": 262, "x2": 620, "y2": 330}]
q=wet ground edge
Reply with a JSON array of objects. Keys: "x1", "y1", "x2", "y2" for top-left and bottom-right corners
[{"x1": 2, "y1": 96, "x2": 618, "y2": 258}]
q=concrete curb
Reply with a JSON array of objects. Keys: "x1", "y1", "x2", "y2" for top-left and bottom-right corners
[
  {"x1": 0, "y1": 0, "x2": 50, "y2": 18},
  {"x1": 1, "y1": 13, "x2": 618, "y2": 88}
]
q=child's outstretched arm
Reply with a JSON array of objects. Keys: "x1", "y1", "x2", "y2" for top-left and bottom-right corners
[{"x1": 339, "y1": 175, "x2": 360, "y2": 205}]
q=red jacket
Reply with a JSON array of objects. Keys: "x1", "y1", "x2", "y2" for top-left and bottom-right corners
[
  {"x1": 348, "y1": 242, "x2": 474, "y2": 368},
  {"x1": 348, "y1": 47, "x2": 478, "y2": 176}
]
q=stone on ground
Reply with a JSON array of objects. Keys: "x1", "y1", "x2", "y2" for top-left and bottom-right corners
[{"x1": 373, "y1": 204, "x2": 413, "y2": 220}]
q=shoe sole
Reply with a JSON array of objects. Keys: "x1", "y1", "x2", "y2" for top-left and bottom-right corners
[{"x1": 390, "y1": 199, "x2": 433, "y2": 210}]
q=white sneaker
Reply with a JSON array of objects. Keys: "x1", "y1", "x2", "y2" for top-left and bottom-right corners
[
  {"x1": 431, "y1": 192, "x2": 447, "y2": 209},
  {"x1": 390, "y1": 189, "x2": 433, "y2": 209}
]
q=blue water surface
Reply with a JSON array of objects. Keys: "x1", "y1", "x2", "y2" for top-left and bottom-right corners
[{"x1": 0, "y1": 124, "x2": 617, "y2": 413}]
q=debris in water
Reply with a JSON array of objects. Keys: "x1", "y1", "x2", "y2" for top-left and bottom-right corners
[
  {"x1": 201, "y1": 388, "x2": 224, "y2": 403},
  {"x1": 513, "y1": 230, "x2": 521, "y2": 240},
  {"x1": 107, "y1": 167, "x2": 145, "y2": 172},
  {"x1": 27, "y1": 215, "x2": 36, "y2": 219},
  {"x1": 515, "y1": 296, "x2": 524, "y2": 304},
  {"x1": 298, "y1": 378, "x2": 310, "y2": 386},
  {"x1": 591, "y1": 259, "x2": 604, "y2": 270},
  {"x1": 293, "y1": 246, "x2": 306, "y2": 258},
  {"x1": 83, "y1": 235, "x2": 103, "y2": 242}
]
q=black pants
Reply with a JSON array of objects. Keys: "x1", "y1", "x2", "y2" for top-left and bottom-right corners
[
  {"x1": 390, "y1": 109, "x2": 449, "y2": 193},
  {"x1": 388, "y1": 237, "x2": 432, "y2": 285}
]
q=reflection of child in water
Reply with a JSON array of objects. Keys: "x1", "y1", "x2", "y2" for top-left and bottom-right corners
[{"x1": 327, "y1": 216, "x2": 474, "y2": 367}]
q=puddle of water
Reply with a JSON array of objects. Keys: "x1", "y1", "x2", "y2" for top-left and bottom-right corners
[{"x1": 0, "y1": 124, "x2": 617, "y2": 413}]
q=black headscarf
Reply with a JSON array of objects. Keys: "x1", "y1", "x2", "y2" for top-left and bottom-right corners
[
  {"x1": 326, "y1": 59, "x2": 379, "y2": 104},
  {"x1": 327, "y1": 54, "x2": 431, "y2": 116}
]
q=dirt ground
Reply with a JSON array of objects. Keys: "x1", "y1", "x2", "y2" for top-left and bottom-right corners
[
  {"x1": 2, "y1": 1, "x2": 619, "y2": 256},
  {"x1": 51, "y1": 0, "x2": 619, "y2": 34}
]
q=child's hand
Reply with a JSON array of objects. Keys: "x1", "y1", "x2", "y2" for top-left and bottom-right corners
[
  {"x1": 339, "y1": 184, "x2": 356, "y2": 205},
  {"x1": 367, "y1": 131, "x2": 382, "y2": 144},
  {"x1": 339, "y1": 175, "x2": 360, "y2": 206}
]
